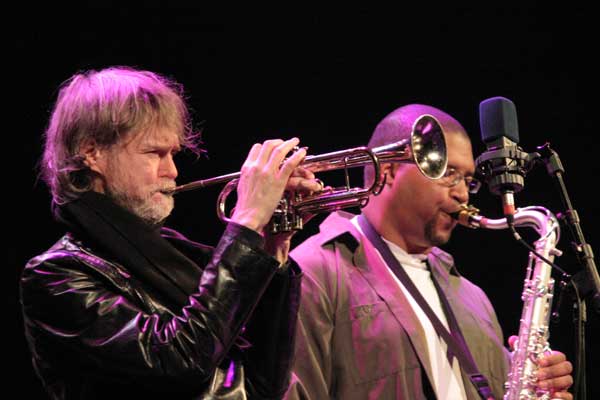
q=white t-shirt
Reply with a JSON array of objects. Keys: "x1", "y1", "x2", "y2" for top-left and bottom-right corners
[{"x1": 353, "y1": 217, "x2": 467, "y2": 400}]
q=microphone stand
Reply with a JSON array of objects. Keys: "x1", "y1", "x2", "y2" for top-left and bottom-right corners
[
  {"x1": 537, "y1": 143, "x2": 599, "y2": 400},
  {"x1": 538, "y1": 143, "x2": 600, "y2": 312}
]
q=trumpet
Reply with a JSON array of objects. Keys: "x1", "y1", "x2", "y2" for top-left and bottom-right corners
[{"x1": 168, "y1": 114, "x2": 448, "y2": 233}]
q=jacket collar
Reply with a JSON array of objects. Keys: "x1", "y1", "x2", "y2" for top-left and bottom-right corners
[
  {"x1": 316, "y1": 211, "x2": 461, "y2": 278},
  {"x1": 57, "y1": 191, "x2": 201, "y2": 309}
]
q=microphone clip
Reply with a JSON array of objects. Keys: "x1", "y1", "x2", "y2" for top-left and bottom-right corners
[{"x1": 475, "y1": 137, "x2": 540, "y2": 196}]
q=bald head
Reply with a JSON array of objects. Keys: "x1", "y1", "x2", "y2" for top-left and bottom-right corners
[{"x1": 364, "y1": 104, "x2": 470, "y2": 185}]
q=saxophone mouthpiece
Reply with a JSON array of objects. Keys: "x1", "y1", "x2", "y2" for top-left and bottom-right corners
[{"x1": 451, "y1": 204, "x2": 480, "y2": 228}]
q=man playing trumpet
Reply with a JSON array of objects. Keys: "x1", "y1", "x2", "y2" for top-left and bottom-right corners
[{"x1": 20, "y1": 66, "x2": 321, "y2": 399}]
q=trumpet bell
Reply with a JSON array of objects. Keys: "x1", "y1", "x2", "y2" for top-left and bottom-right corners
[{"x1": 412, "y1": 114, "x2": 447, "y2": 179}]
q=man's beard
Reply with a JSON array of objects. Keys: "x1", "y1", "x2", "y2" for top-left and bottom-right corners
[
  {"x1": 106, "y1": 184, "x2": 175, "y2": 226},
  {"x1": 423, "y1": 213, "x2": 453, "y2": 248}
]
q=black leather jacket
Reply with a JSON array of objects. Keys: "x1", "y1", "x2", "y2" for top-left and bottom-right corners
[{"x1": 20, "y1": 224, "x2": 301, "y2": 399}]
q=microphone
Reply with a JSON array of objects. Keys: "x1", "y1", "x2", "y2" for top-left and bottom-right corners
[{"x1": 475, "y1": 97, "x2": 538, "y2": 224}]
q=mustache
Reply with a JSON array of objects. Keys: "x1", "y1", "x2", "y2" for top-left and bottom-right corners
[{"x1": 156, "y1": 182, "x2": 177, "y2": 195}]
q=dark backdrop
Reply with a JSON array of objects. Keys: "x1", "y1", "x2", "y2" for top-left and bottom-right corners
[{"x1": 14, "y1": 4, "x2": 599, "y2": 398}]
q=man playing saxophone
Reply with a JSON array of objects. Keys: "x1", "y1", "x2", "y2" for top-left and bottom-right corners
[{"x1": 285, "y1": 104, "x2": 573, "y2": 399}]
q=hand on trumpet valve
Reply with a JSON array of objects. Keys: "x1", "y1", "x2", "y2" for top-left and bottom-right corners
[
  {"x1": 286, "y1": 167, "x2": 324, "y2": 195},
  {"x1": 230, "y1": 138, "x2": 322, "y2": 263},
  {"x1": 264, "y1": 154, "x2": 327, "y2": 264},
  {"x1": 231, "y1": 138, "x2": 304, "y2": 233}
]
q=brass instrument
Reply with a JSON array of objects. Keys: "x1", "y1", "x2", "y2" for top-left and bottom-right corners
[
  {"x1": 169, "y1": 114, "x2": 448, "y2": 233},
  {"x1": 453, "y1": 204, "x2": 562, "y2": 400}
]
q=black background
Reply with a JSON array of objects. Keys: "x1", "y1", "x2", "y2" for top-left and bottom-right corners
[{"x1": 14, "y1": 4, "x2": 599, "y2": 398}]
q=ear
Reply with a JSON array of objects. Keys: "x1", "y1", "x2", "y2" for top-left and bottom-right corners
[
  {"x1": 380, "y1": 162, "x2": 398, "y2": 186},
  {"x1": 79, "y1": 139, "x2": 106, "y2": 175}
]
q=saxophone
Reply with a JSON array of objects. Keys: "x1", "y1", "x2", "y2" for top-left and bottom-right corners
[{"x1": 453, "y1": 205, "x2": 562, "y2": 400}]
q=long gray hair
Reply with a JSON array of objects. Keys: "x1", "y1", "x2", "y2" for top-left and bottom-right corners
[{"x1": 41, "y1": 66, "x2": 201, "y2": 209}]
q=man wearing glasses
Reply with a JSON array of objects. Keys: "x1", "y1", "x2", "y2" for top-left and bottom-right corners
[{"x1": 285, "y1": 104, "x2": 573, "y2": 399}]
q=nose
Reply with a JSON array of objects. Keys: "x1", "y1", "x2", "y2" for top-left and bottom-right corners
[
  {"x1": 450, "y1": 179, "x2": 469, "y2": 205},
  {"x1": 160, "y1": 153, "x2": 178, "y2": 180}
]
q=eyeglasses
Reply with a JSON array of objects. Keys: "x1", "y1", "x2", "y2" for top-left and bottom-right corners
[{"x1": 438, "y1": 167, "x2": 481, "y2": 194}]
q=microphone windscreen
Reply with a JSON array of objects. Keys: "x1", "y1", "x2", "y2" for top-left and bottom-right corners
[{"x1": 479, "y1": 96, "x2": 520, "y2": 143}]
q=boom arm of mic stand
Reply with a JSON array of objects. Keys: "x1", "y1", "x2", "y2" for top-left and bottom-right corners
[{"x1": 537, "y1": 143, "x2": 600, "y2": 316}]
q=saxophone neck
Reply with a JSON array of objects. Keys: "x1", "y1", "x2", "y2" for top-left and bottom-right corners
[{"x1": 451, "y1": 204, "x2": 561, "y2": 241}]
